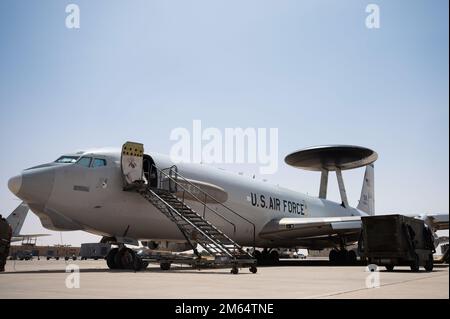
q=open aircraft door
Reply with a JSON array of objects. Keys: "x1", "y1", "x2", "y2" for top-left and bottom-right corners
[{"x1": 121, "y1": 141, "x2": 144, "y2": 187}]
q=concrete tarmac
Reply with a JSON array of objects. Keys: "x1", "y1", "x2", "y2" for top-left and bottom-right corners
[{"x1": 0, "y1": 259, "x2": 448, "y2": 299}]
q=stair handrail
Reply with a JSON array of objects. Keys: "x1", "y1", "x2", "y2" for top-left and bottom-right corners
[
  {"x1": 153, "y1": 164, "x2": 256, "y2": 251},
  {"x1": 143, "y1": 188, "x2": 234, "y2": 258},
  {"x1": 154, "y1": 165, "x2": 237, "y2": 236}
]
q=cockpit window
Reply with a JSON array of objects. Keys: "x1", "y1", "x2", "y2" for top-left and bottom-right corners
[
  {"x1": 77, "y1": 157, "x2": 92, "y2": 167},
  {"x1": 93, "y1": 158, "x2": 107, "y2": 167},
  {"x1": 54, "y1": 156, "x2": 79, "y2": 164}
]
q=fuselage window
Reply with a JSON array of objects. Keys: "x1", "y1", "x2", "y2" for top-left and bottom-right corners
[
  {"x1": 55, "y1": 156, "x2": 79, "y2": 164},
  {"x1": 77, "y1": 157, "x2": 92, "y2": 168},
  {"x1": 93, "y1": 158, "x2": 107, "y2": 167}
]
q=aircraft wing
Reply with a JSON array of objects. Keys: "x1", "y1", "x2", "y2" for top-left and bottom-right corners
[
  {"x1": 11, "y1": 234, "x2": 51, "y2": 243},
  {"x1": 259, "y1": 213, "x2": 449, "y2": 243},
  {"x1": 413, "y1": 213, "x2": 449, "y2": 231},
  {"x1": 259, "y1": 216, "x2": 362, "y2": 240}
]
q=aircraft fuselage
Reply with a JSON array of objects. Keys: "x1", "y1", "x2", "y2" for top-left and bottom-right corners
[{"x1": 8, "y1": 148, "x2": 366, "y2": 249}]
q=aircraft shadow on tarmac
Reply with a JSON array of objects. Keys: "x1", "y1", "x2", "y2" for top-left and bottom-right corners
[
  {"x1": 259, "y1": 259, "x2": 450, "y2": 269},
  {"x1": 376, "y1": 264, "x2": 449, "y2": 273},
  {"x1": 258, "y1": 259, "x2": 367, "y2": 267},
  {"x1": 1, "y1": 259, "x2": 447, "y2": 275},
  {"x1": 1, "y1": 267, "x2": 448, "y2": 276},
  {"x1": 0, "y1": 267, "x2": 255, "y2": 276}
]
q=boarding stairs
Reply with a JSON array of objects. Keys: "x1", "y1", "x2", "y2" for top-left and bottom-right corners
[
  {"x1": 140, "y1": 187, "x2": 251, "y2": 258},
  {"x1": 120, "y1": 142, "x2": 256, "y2": 273},
  {"x1": 137, "y1": 167, "x2": 256, "y2": 273}
]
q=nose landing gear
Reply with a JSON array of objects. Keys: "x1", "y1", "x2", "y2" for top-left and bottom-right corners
[{"x1": 106, "y1": 247, "x2": 148, "y2": 271}]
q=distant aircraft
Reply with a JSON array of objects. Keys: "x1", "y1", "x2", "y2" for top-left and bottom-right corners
[
  {"x1": 7, "y1": 142, "x2": 448, "y2": 270},
  {"x1": 6, "y1": 202, "x2": 49, "y2": 242}
]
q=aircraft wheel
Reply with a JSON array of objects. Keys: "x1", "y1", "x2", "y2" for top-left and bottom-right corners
[
  {"x1": 249, "y1": 265, "x2": 257, "y2": 274},
  {"x1": 424, "y1": 254, "x2": 434, "y2": 272},
  {"x1": 347, "y1": 250, "x2": 357, "y2": 264},
  {"x1": 160, "y1": 262, "x2": 171, "y2": 271},
  {"x1": 269, "y1": 250, "x2": 279, "y2": 263},
  {"x1": 132, "y1": 255, "x2": 145, "y2": 271},
  {"x1": 115, "y1": 248, "x2": 135, "y2": 270},
  {"x1": 410, "y1": 254, "x2": 420, "y2": 272},
  {"x1": 230, "y1": 266, "x2": 239, "y2": 274},
  {"x1": 338, "y1": 250, "x2": 348, "y2": 263},
  {"x1": 329, "y1": 249, "x2": 338, "y2": 263},
  {"x1": 106, "y1": 248, "x2": 119, "y2": 269},
  {"x1": 253, "y1": 250, "x2": 262, "y2": 263}
]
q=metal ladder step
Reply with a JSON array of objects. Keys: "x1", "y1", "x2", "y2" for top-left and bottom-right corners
[{"x1": 138, "y1": 187, "x2": 253, "y2": 261}]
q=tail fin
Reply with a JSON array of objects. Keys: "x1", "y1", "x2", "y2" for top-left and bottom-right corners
[
  {"x1": 357, "y1": 164, "x2": 375, "y2": 215},
  {"x1": 6, "y1": 202, "x2": 29, "y2": 236}
]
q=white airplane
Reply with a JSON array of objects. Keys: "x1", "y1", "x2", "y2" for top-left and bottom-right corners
[
  {"x1": 5, "y1": 202, "x2": 49, "y2": 243},
  {"x1": 7, "y1": 142, "x2": 448, "y2": 272}
]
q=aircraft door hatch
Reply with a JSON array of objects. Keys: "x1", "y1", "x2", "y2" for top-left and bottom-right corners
[
  {"x1": 143, "y1": 154, "x2": 158, "y2": 188},
  {"x1": 121, "y1": 141, "x2": 144, "y2": 187},
  {"x1": 159, "y1": 165, "x2": 178, "y2": 193}
]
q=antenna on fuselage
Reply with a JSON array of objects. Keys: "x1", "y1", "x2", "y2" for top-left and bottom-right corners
[{"x1": 284, "y1": 145, "x2": 378, "y2": 208}]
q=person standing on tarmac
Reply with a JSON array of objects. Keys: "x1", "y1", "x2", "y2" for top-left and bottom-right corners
[{"x1": 0, "y1": 214, "x2": 13, "y2": 272}]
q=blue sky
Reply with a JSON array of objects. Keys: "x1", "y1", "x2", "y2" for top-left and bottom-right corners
[{"x1": 0, "y1": 0, "x2": 448, "y2": 245}]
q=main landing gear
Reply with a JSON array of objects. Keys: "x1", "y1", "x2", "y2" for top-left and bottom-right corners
[
  {"x1": 328, "y1": 249, "x2": 357, "y2": 264},
  {"x1": 106, "y1": 247, "x2": 148, "y2": 271},
  {"x1": 253, "y1": 249, "x2": 279, "y2": 264}
]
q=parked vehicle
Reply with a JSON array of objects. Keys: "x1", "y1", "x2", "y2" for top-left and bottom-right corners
[
  {"x1": 279, "y1": 249, "x2": 305, "y2": 259},
  {"x1": 358, "y1": 214, "x2": 435, "y2": 272},
  {"x1": 80, "y1": 243, "x2": 111, "y2": 260},
  {"x1": 46, "y1": 245, "x2": 79, "y2": 260},
  {"x1": 13, "y1": 250, "x2": 33, "y2": 261},
  {"x1": 46, "y1": 249, "x2": 60, "y2": 260}
]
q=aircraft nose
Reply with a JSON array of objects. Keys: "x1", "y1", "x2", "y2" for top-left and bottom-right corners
[
  {"x1": 8, "y1": 174, "x2": 22, "y2": 195},
  {"x1": 8, "y1": 167, "x2": 56, "y2": 204}
]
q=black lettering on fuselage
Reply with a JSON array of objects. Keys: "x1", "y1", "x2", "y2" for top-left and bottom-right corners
[
  {"x1": 250, "y1": 193, "x2": 305, "y2": 215},
  {"x1": 260, "y1": 195, "x2": 266, "y2": 208},
  {"x1": 251, "y1": 193, "x2": 257, "y2": 206}
]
